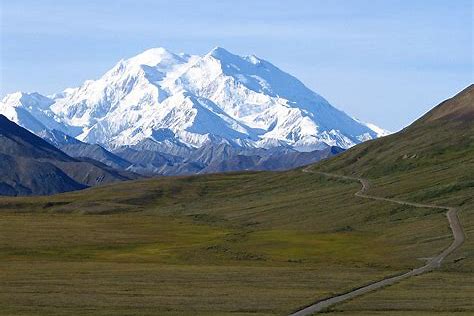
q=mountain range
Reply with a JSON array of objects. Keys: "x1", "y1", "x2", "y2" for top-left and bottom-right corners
[
  {"x1": 0, "y1": 47, "x2": 387, "y2": 175},
  {"x1": 0, "y1": 115, "x2": 138, "y2": 196}
]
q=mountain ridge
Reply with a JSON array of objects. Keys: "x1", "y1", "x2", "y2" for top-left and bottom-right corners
[
  {"x1": 314, "y1": 84, "x2": 474, "y2": 179},
  {"x1": 0, "y1": 47, "x2": 387, "y2": 153},
  {"x1": 0, "y1": 115, "x2": 139, "y2": 196}
]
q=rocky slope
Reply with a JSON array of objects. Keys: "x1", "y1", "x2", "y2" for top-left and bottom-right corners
[{"x1": 0, "y1": 115, "x2": 138, "y2": 196}]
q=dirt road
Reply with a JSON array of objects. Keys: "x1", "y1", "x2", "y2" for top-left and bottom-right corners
[{"x1": 289, "y1": 167, "x2": 466, "y2": 315}]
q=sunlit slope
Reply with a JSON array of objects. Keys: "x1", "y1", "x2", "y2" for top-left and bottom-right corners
[
  {"x1": 315, "y1": 84, "x2": 473, "y2": 186},
  {"x1": 312, "y1": 85, "x2": 473, "y2": 314}
]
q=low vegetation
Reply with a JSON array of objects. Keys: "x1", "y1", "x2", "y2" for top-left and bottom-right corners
[{"x1": 0, "y1": 167, "x2": 460, "y2": 315}]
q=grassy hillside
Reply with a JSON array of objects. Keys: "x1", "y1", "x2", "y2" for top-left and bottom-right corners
[
  {"x1": 0, "y1": 86, "x2": 472, "y2": 315},
  {"x1": 315, "y1": 85, "x2": 473, "y2": 262},
  {"x1": 313, "y1": 85, "x2": 473, "y2": 314}
]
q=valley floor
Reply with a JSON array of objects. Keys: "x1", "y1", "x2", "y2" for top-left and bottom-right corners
[{"x1": 0, "y1": 169, "x2": 470, "y2": 315}]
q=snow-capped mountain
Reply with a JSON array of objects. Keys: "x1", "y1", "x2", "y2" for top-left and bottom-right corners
[{"x1": 0, "y1": 47, "x2": 388, "y2": 152}]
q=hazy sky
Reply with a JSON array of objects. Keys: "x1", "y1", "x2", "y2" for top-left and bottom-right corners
[{"x1": 0, "y1": 0, "x2": 472, "y2": 130}]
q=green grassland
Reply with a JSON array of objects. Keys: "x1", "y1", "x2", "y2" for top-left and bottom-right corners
[
  {"x1": 0, "y1": 168, "x2": 457, "y2": 315},
  {"x1": 329, "y1": 271, "x2": 474, "y2": 315}
]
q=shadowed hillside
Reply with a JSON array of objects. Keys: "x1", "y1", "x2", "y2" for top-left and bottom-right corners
[{"x1": 0, "y1": 115, "x2": 138, "y2": 195}]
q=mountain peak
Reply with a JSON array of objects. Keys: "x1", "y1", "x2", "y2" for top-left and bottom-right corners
[
  {"x1": 1, "y1": 91, "x2": 53, "y2": 109},
  {"x1": 126, "y1": 47, "x2": 184, "y2": 67},
  {"x1": 1, "y1": 91, "x2": 24, "y2": 105},
  {"x1": 208, "y1": 47, "x2": 264, "y2": 66},
  {"x1": 208, "y1": 46, "x2": 236, "y2": 60}
]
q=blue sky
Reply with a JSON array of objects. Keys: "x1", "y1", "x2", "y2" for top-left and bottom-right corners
[{"x1": 0, "y1": 0, "x2": 472, "y2": 131}]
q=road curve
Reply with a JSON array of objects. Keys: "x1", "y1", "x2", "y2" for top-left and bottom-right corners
[{"x1": 289, "y1": 167, "x2": 465, "y2": 316}]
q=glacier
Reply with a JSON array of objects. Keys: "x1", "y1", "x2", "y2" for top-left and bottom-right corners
[{"x1": 0, "y1": 46, "x2": 389, "y2": 152}]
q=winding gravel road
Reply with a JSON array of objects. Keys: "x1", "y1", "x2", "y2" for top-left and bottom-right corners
[{"x1": 289, "y1": 167, "x2": 466, "y2": 316}]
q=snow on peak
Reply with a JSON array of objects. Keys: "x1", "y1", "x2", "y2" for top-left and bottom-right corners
[
  {"x1": 1, "y1": 46, "x2": 388, "y2": 151},
  {"x1": 353, "y1": 118, "x2": 391, "y2": 137},
  {"x1": 363, "y1": 122, "x2": 390, "y2": 137},
  {"x1": 0, "y1": 91, "x2": 67, "y2": 134},
  {"x1": 208, "y1": 46, "x2": 234, "y2": 59},
  {"x1": 246, "y1": 54, "x2": 262, "y2": 65},
  {"x1": 2, "y1": 91, "x2": 53, "y2": 109},
  {"x1": 126, "y1": 47, "x2": 186, "y2": 67}
]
